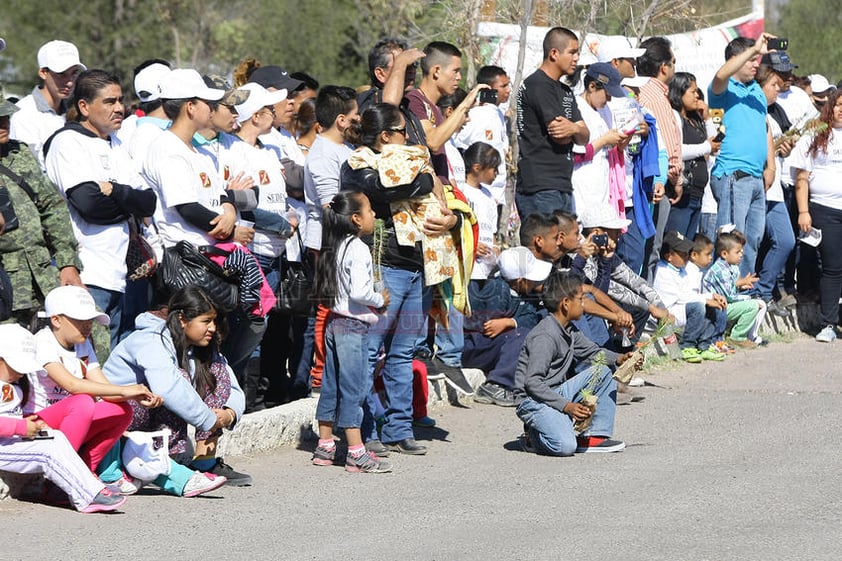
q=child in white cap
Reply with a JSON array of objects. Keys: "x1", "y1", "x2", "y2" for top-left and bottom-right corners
[
  {"x1": 25, "y1": 286, "x2": 160, "y2": 489},
  {"x1": 0, "y1": 324, "x2": 126, "y2": 513}
]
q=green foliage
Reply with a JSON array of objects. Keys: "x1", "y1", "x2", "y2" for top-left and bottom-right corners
[{"x1": 771, "y1": 0, "x2": 842, "y2": 81}]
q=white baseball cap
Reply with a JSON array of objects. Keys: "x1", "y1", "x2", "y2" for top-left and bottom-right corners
[
  {"x1": 0, "y1": 324, "x2": 41, "y2": 374},
  {"x1": 498, "y1": 247, "x2": 552, "y2": 282},
  {"x1": 809, "y1": 74, "x2": 835, "y2": 95},
  {"x1": 597, "y1": 36, "x2": 645, "y2": 63},
  {"x1": 37, "y1": 40, "x2": 86, "y2": 73},
  {"x1": 157, "y1": 68, "x2": 224, "y2": 101},
  {"x1": 234, "y1": 83, "x2": 288, "y2": 123},
  {"x1": 579, "y1": 203, "x2": 631, "y2": 230},
  {"x1": 40, "y1": 285, "x2": 109, "y2": 324},
  {"x1": 621, "y1": 75, "x2": 649, "y2": 88},
  {"x1": 135, "y1": 63, "x2": 172, "y2": 103}
]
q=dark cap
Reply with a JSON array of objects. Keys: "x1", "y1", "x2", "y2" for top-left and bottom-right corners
[
  {"x1": 585, "y1": 62, "x2": 627, "y2": 98},
  {"x1": 761, "y1": 52, "x2": 797, "y2": 73},
  {"x1": 248, "y1": 66, "x2": 304, "y2": 93},
  {"x1": 662, "y1": 231, "x2": 694, "y2": 254}
]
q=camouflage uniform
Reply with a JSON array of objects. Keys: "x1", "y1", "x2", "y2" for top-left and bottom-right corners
[{"x1": 0, "y1": 139, "x2": 81, "y2": 325}]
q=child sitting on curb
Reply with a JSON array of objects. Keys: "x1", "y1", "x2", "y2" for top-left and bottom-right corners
[
  {"x1": 702, "y1": 228, "x2": 765, "y2": 348},
  {"x1": 687, "y1": 234, "x2": 735, "y2": 354},
  {"x1": 463, "y1": 247, "x2": 548, "y2": 407},
  {"x1": 514, "y1": 270, "x2": 641, "y2": 456},
  {"x1": 653, "y1": 231, "x2": 727, "y2": 363}
]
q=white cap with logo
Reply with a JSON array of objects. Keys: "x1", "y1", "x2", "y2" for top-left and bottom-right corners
[
  {"x1": 135, "y1": 63, "x2": 172, "y2": 103},
  {"x1": 37, "y1": 40, "x2": 86, "y2": 73},
  {"x1": 40, "y1": 285, "x2": 110, "y2": 325},
  {"x1": 0, "y1": 324, "x2": 42, "y2": 374}
]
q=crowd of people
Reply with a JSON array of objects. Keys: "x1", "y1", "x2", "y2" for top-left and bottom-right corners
[{"x1": 0, "y1": 26, "x2": 837, "y2": 508}]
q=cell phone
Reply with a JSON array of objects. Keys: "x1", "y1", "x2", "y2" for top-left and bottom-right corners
[
  {"x1": 767, "y1": 38, "x2": 788, "y2": 51},
  {"x1": 592, "y1": 234, "x2": 609, "y2": 247},
  {"x1": 34, "y1": 430, "x2": 54, "y2": 440},
  {"x1": 478, "y1": 89, "x2": 498, "y2": 105},
  {"x1": 713, "y1": 127, "x2": 726, "y2": 143}
]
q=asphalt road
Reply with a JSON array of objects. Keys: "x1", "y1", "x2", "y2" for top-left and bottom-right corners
[{"x1": 2, "y1": 334, "x2": 841, "y2": 560}]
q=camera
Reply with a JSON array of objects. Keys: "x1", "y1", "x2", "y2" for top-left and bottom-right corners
[
  {"x1": 767, "y1": 38, "x2": 788, "y2": 51},
  {"x1": 478, "y1": 89, "x2": 498, "y2": 105},
  {"x1": 592, "y1": 234, "x2": 609, "y2": 248}
]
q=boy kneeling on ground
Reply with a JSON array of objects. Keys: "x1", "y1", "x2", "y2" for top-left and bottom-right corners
[{"x1": 514, "y1": 270, "x2": 641, "y2": 456}]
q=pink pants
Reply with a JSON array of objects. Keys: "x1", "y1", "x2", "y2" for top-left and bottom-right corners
[{"x1": 36, "y1": 394, "x2": 133, "y2": 473}]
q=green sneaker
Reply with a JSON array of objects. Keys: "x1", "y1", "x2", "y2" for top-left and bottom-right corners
[
  {"x1": 681, "y1": 347, "x2": 703, "y2": 363},
  {"x1": 700, "y1": 347, "x2": 725, "y2": 361}
]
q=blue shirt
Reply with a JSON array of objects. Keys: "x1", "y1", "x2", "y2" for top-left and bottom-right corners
[{"x1": 709, "y1": 78, "x2": 768, "y2": 178}]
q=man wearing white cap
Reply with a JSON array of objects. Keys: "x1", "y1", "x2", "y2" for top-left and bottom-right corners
[
  {"x1": 118, "y1": 59, "x2": 173, "y2": 151},
  {"x1": 597, "y1": 36, "x2": 645, "y2": 80},
  {"x1": 142, "y1": 68, "x2": 238, "y2": 252},
  {"x1": 44, "y1": 69, "x2": 158, "y2": 348},
  {"x1": 11, "y1": 40, "x2": 86, "y2": 170},
  {"x1": 808, "y1": 74, "x2": 836, "y2": 112}
]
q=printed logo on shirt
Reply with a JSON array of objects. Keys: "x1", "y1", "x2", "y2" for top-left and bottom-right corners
[
  {"x1": 223, "y1": 165, "x2": 231, "y2": 181},
  {"x1": 2, "y1": 383, "x2": 13, "y2": 403},
  {"x1": 259, "y1": 170, "x2": 269, "y2": 185},
  {"x1": 199, "y1": 172, "x2": 212, "y2": 188},
  {"x1": 485, "y1": 129, "x2": 494, "y2": 141},
  {"x1": 100, "y1": 155, "x2": 111, "y2": 170}
]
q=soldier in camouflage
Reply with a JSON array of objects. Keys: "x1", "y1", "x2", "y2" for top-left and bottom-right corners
[{"x1": 0, "y1": 92, "x2": 83, "y2": 327}]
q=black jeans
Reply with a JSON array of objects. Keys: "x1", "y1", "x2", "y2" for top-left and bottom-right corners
[{"x1": 809, "y1": 202, "x2": 842, "y2": 326}]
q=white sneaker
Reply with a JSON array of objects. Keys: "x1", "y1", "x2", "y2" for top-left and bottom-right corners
[
  {"x1": 182, "y1": 472, "x2": 227, "y2": 497},
  {"x1": 816, "y1": 325, "x2": 837, "y2": 343},
  {"x1": 114, "y1": 474, "x2": 143, "y2": 495}
]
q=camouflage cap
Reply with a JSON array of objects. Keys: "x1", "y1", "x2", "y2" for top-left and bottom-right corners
[
  {"x1": 0, "y1": 91, "x2": 19, "y2": 117},
  {"x1": 202, "y1": 74, "x2": 250, "y2": 106}
]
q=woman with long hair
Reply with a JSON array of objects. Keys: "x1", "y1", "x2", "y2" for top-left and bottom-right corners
[
  {"x1": 665, "y1": 72, "x2": 720, "y2": 238},
  {"x1": 102, "y1": 286, "x2": 251, "y2": 494},
  {"x1": 793, "y1": 88, "x2": 842, "y2": 342},
  {"x1": 340, "y1": 103, "x2": 460, "y2": 456}
]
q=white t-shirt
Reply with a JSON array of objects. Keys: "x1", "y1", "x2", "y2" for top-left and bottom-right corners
[
  {"x1": 128, "y1": 116, "x2": 170, "y2": 173},
  {"x1": 791, "y1": 128, "x2": 842, "y2": 211},
  {"x1": 223, "y1": 135, "x2": 289, "y2": 258},
  {"x1": 0, "y1": 382, "x2": 24, "y2": 418},
  {"x1": 285, "y1": 198, "x2": 308, "y2": 262},
  {"x1": 115, "y1": 113, "x2": 139, "y2": 146},
  {"x1": 45, "y1": 127, "x2": 140, "y2": 292},
  {"x1": 453, "y1": 104, "x2": 509, "y2": 204},
  {"x1": 444, "y1": 139, "x2": 466, "y2": 188},
  {"x1": 26, "y1": 328, "x2": 99, "y2": 414},
  {"x1": 766, "y1": 116, "x2": 784, "y2": 203},
  {"x1": 302, "y1": 135, "x2": 352, "y2": 250},
  {"x1": 260, "y1": 126, "x2": 305, "y2": 165},
  {"x1": 572, "y1": 95, "x2": 612, "y2": 211},
  {"x1": 143, "y1": 130, "x2": 228, "y2": 248},
  {"x1": 10, "y1": 87, "x2": 67, "y2": 171},
  {"x1": 777, "y1": 87, "x2": 820, "y2": 185},
  {"x1": 463, "y1": 184, "x2": 499, "y2": 279}
]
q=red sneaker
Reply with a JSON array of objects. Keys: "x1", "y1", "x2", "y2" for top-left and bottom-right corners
[{"x1": 575, "y1": 436, "x2": 626, "y2": 453}]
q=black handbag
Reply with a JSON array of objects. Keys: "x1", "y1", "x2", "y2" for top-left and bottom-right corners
[
  {"x1": 155, "y1": 241, "x2": 240, "y2": 312},
  {"x1": 275, "y1": 230, "x2": 313, "y2": 316},
  {"x1": 125, "y1": 218, "x2": 158, "y2": 281}
]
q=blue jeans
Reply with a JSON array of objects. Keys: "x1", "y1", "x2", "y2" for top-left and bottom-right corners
[
  {"x1": 711, "y1": 172, "x2": 766, "y2": 277},
  {"x1": 754, "y1": 200, "x2": 796, "y2": 301},
  {"x1": 316, "y1": 315, "x2": 371, "y2": 428},
  {"x1": 434, "y1": 306, "x2": 464, "y2": 368},
  {"x1": 88, "y1": 285, "x2": 124, "y2": 350},
  {"x1": 462, "y1": 328, "x2": 530, "y2": 389},
  {"x1": 516, "y1": 365, "x2": 617, "y2": 456},
  {"x1": 616, "y1": 205, "x2": 648, "y2": 276},
  {"x1": 515, "y1": 189, "x2": 574, "y2": 221},
  {"x1": 681, "y1": 302, "x2": 726, "y2": 350},
  {"x1": 665, "y1": 192, "x2": 703, "y2": 239},
  {"x1": 699, "y1": 212, "x2": 718, "y2": 242},
  {"x1": 363, "y1": 267, "x2": 430, "y2": 443}
]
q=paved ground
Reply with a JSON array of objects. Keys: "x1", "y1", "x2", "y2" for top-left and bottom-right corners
[{"x1": 2, "y1": 334, "x2": 841, "y2": 560}]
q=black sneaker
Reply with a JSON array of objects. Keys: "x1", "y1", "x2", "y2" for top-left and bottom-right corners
[
  {"x1": 193, "y1": 458, "x2": 253, "y2": 487},
  {"x1": 417, "y1": 353, "x2": 474, "y2": 395},
  {"x1": 473, "y1": 382, "x2": 515, "y2": 407}
]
